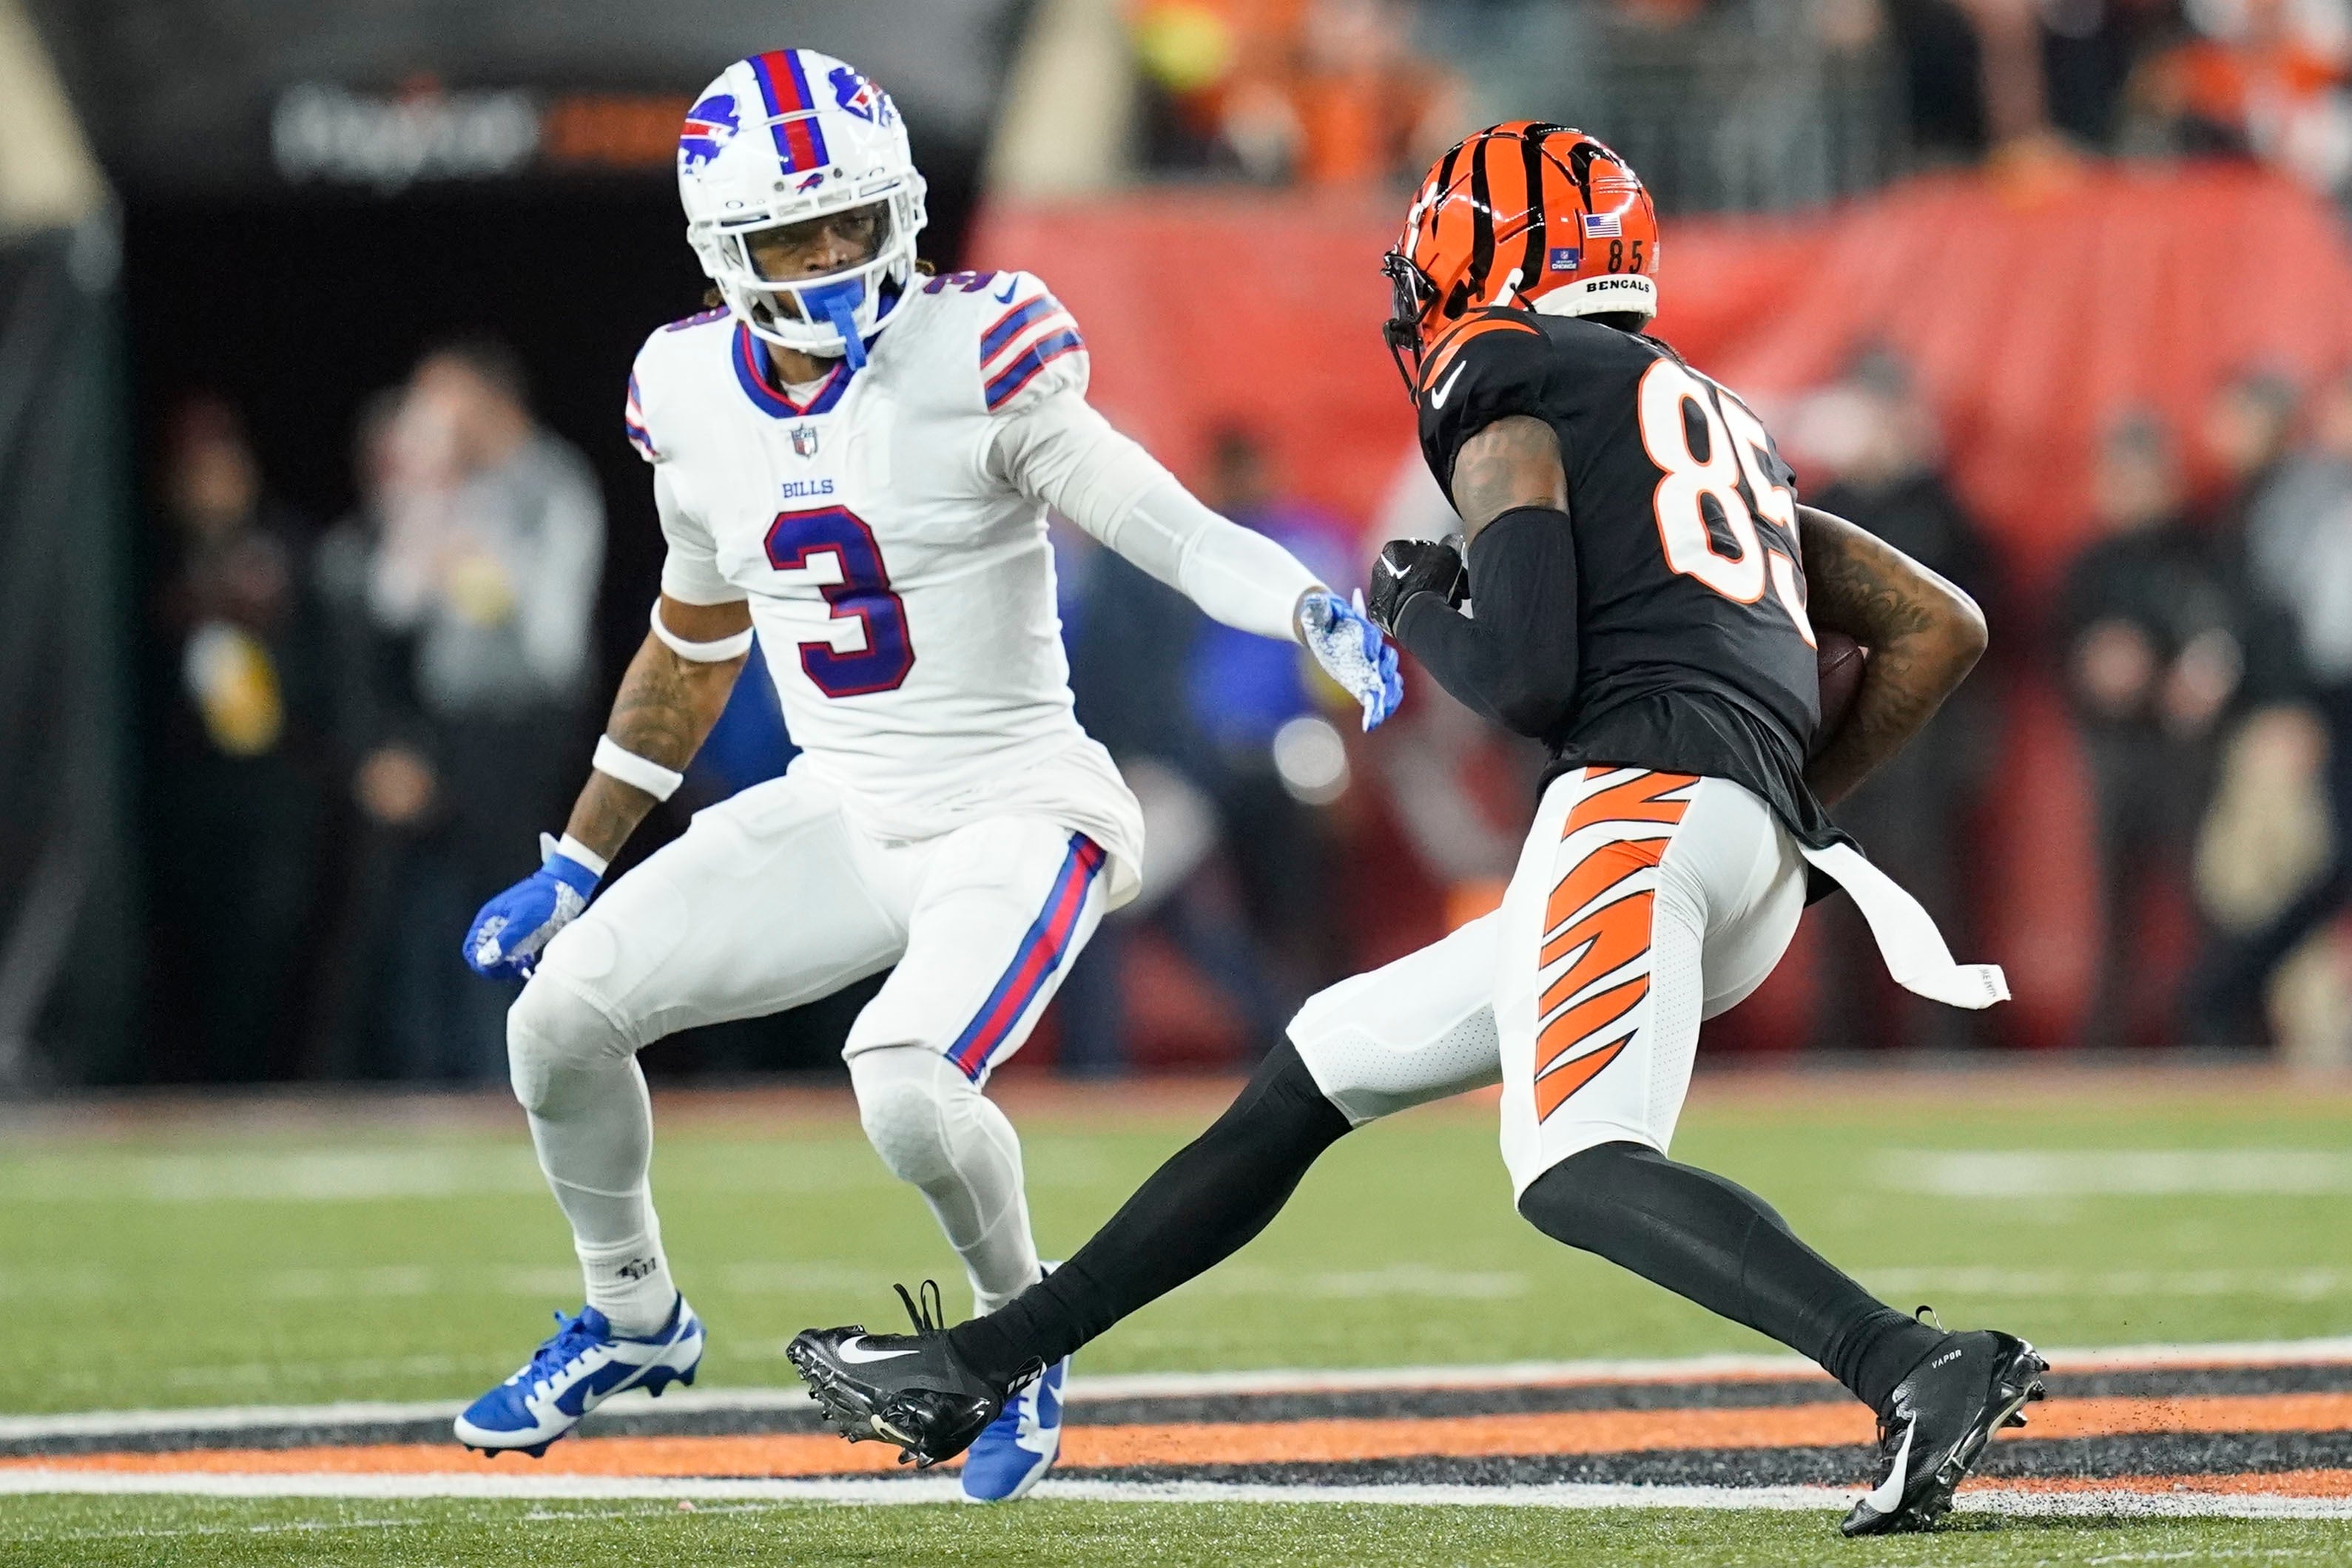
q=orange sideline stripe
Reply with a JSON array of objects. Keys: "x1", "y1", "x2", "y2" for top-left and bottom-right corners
[
  {"x1": 8, "y1": 1393, "x2": 2348, "y2": 1478},
  {"x1": 1968, "y1": 1469, "x2": 2352, "y2": 1499}
]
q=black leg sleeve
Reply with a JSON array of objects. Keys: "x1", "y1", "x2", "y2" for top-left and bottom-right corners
[
  {"x1": 1517, "y1": 1142, "x2": 1942, "y2": 1412},
  {"x1": 948, "y1": 1038, "x2": 1352, "y2": 1387}
]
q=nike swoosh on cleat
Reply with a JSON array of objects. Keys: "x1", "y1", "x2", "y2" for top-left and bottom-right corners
[
  {"x1": 1426, "y1": 362, "x2": 1467, "y2": 408},
  {"x1": 1861, "y1": 1419, "x2": 1915, "y2": 1517},
  {"x1": 837, "y1": 1338, "x2": 921, "y2": 1365}
]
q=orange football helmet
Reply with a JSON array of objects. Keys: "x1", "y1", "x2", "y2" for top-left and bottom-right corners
[{"x1": 1381, "y1": 124, "x2": 1661, "y2": 393}]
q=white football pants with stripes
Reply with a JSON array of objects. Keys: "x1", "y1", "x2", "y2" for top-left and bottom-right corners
[
  {"x1": 1293, "y1": 766, "x2": 2005, "y2": 1197},
  {"x1": 506, "y1": 768, "x2": 1110, "y2": 1334}
]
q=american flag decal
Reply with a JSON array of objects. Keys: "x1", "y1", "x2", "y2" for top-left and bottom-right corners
[{"x1": 1582, "y1": 212, "x2": 1623, "y2": 238}]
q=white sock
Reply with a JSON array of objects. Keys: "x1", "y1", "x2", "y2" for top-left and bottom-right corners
[
  {"x1": 576, "y1": 1228, "x2": 677, "y2": 1337},
  {"x1": 519, "y1": 1051, "x2": 678, "y2": 1336},
  {"x1": 851, "y1": 1047, "x2": 1043, "y2": 1314}
]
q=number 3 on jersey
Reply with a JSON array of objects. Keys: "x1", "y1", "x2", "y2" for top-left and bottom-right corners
[
  {"x1": 1636, "y1": 360, "x2": 1816, "y2": 647},
  {"x1": 763, "y1": 506, "x2": 917, "y2": 697}
]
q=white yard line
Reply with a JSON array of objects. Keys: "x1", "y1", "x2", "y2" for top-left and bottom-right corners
[
  {"x1": 4, "y1": 1471, "x2": 2350, "y2": 1520},
  {"x1": 7, "y1": 1334, "x2": 2352, "y2": 1444},
  {"x1": 1879, "y1": 1149, "x2": 2352, "y2": 1197}
]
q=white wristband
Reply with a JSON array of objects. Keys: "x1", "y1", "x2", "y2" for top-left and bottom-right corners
[
  {"x1": 593, "y1": 735, "x2": 685, "y2": 802},
  {"x1": 650, "y1": 600, "x2": 754, "y2": 663},
  {"x1": 551, "y1": 833, "x2": 610, "y2": 878}
]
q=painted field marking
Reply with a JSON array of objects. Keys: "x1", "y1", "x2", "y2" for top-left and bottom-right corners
[
  {"x1": 11, "y1": 1335, "x2": 2352, "y2": 1445},
  {"x1": 4, "y1": 1470, "x2": 2351, "y2": 1521},
  {"x1": 1881, "y1": 1150, "x2": 2352, "y2": 1197},
  {"x1": 13, "y1": 1392, "x2": 2348, "y2": 1479}
]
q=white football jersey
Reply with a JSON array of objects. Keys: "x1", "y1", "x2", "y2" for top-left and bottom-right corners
[{"x1": 627, "y1": 270, "x2": 1144, "y2": 903}]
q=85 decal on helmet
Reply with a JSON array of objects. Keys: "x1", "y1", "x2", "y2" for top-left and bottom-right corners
[{"x1": 1381, "y1": 125, "x2": 1661, "y2": 394}]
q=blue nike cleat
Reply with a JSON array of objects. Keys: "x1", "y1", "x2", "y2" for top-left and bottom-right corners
[
  {"x1": 454, "y1": 1295, "x2": 704, "y2": 1456},
  {"x1": 959, "y1": 1351, "x2": 1066, "y2": 1502}
]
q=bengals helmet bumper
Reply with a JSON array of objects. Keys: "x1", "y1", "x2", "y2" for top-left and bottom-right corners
[{"x1": 1383, "y1": 124, "x2": 1659, "y2": 393}]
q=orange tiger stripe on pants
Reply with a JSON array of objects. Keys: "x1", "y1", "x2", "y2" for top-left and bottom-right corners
[{"x1": 1530, "y1": 771, "x2": 1696, "y2": 1123}]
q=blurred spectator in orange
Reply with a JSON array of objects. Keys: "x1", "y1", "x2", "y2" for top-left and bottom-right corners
[
  {"x1": 1792, "y1": 349, "x2": 2001, "y2": 1052},
  {"x1": 2194, "y1": 369, "x2": 2352, "y2": 1041},
  {"x1": 1130, "y1": 0, "x2": 1460, "y2": 185},
  {"x1": 148, "y1": 396, "x2": 328, "y2": 1081},
  {"x1": 2060, "y1": 413, "x2": 2244, "y2": 1049},
  {"x1": 2123, "y1": 0, "x2": 2352, "y2": 193}
]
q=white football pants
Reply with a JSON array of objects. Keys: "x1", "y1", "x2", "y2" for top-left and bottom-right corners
[
  {"x1": 508, "y1": 768, "x2": 1109, "y2": 1328},
  {"x1": 1293, "y1": 766, "x2": 2006, "y2": 1198}
]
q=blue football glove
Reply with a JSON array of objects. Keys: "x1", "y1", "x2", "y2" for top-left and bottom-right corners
[
  {"x1": 1298, "y1": 588, "x2": 1404, "y2": 731},
  {"x1": 462, "y1": 835, "x2": 602, "y2": 980}
]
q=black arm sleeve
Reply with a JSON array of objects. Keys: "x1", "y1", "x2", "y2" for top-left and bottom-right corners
[{"x1": 1394, "y1": 504, "x2": 1580, "y2": 739}]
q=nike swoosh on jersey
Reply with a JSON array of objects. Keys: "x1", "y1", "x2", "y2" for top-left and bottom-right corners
[
  {"x1": 1426, "y1": 362, "x2": 1468, "y2": 408},
  {"x1": 993, "y1": 277, "x2": 1020, "y2": 303},
  {"x1": 838, "y1": 1338, "x2": 922, "y2": 1365},
  {"x1": 1861, "y1": 1419, "x2": 1916, "y2": 1515}
]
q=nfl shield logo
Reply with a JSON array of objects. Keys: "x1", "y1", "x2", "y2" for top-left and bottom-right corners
[{"x1": 790, "y1": 425, "x2": 820, "y2": 458}]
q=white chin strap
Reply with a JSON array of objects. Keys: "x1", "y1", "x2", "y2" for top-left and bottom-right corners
[{"x1": 739, "y1": 267, "x2": 889, "y2": 368}]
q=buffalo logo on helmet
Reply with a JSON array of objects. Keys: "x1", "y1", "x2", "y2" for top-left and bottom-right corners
[
  {"x1": 679, "y1": 93, "x2": 741, "y2": 172},
  {"x1": 828, "y1": 66, "x2": 891, "y2": 126}
]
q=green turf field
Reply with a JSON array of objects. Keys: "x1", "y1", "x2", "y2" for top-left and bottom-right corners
[
  {"x1": 4, "y1": 1075, "x2": 2351, "y2": 1413},
  {"x1": 6, "y1": 1071, "x2": 2352, "y2": 1564},
  {"x1": 1, "y1": 1495, "x2": 2348, "y2": 1568}
]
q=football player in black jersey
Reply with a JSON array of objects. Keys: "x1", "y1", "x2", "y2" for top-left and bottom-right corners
[{"x1": 789, "y1": 126, "x2": 2041, "y2": 1535}]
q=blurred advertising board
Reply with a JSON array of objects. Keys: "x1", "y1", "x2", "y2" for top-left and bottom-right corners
[{"x1": 21, "y1": 0, "x2": 1026, "y2": 194}]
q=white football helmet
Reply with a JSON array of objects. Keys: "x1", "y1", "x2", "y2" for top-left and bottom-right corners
[{"x1": 676, "y1": 50, "x2": 926, "y2": 368}]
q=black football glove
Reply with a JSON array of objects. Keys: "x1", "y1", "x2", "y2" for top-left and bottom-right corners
[{"x1": 1365, "y1": 537, "x2": 1468, "y2": 637}]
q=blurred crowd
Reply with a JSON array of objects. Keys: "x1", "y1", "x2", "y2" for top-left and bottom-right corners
[
  {"x1": 1786, "y1": 349, "x2": 2352, "y2": 1062},
  {"x1": 125, "y1": 1, "x2": 2352, "y2": 1085},
  {"x1": 1116, "y1": 0, "x2": 2352, "y2": 206},
  {"x1": 142, "y1": 333, "x2": 2352, "y2": 1082},
  {"x1": 149, "y1": 346, "x2": 604, "y2": 1084}
]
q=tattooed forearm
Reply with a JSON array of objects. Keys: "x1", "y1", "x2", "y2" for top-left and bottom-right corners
[
  {"x1": 1450, "y1": 416, "x2": 1567, "y2": 538},
  {"x1": 562, "y1": 631, "x2": 747, "y2": 861},
  {"x1": 1798, "y1": 504, "x2": 1987, "y2": 807}
]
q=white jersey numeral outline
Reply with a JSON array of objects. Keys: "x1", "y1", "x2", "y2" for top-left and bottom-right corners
[{"x1": 1634, "y1": 358, "x2": 1812, "y2": 639}]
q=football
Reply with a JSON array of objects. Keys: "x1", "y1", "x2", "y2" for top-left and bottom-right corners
[{"x1": 1813, "y1": 632, "x2": 1867, "y2": 755}]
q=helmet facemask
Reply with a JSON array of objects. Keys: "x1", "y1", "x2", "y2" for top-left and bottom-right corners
[
  {"x1": 694, "y1": 181, "x2": 924, "y2": 371},
  {"x1": 1380, "y1": 250, "x2": 1438, "y2": 396}
]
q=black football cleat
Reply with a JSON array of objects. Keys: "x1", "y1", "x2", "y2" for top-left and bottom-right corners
[
  {"x1": 786, "y1": 1280, "x2": 1037, "y2": 1469},
  {"x1": 1840, "y1": 1324, "x2": 2048, "y2": 1536}
]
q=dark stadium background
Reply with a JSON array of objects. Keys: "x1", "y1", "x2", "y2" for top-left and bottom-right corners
[{"x1": 10, "y1": 0, "x2": 2352, "y2": 1086}]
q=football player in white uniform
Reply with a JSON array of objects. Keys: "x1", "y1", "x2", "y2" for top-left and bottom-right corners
[{"x1": 449, "y1": 49, "x2": 1401, "y2": 1500}]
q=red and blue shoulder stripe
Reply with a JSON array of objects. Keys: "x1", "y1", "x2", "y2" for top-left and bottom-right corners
[
  {"x1": 979, "y1": 288, "x2": 1085, "y2": 413},
  {"x1": 624, "y1": 371, "x2": 658, "y2": 461}
]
